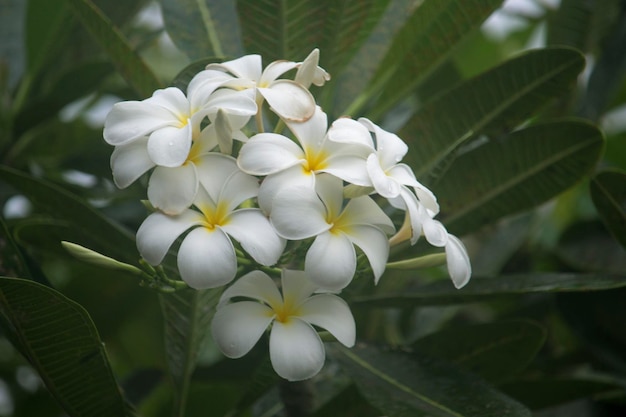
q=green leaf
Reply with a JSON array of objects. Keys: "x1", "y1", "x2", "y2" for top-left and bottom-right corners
[
  {"x1": 25, "y1": 0, "x2": 72, "y2": 76},
  {"x1": 330, "y1": 344, "x2": 532, "y2": 417},
  {"x1": 67, "y1": 0, "x2": 161, "y2": 97},
  {"x1": 413, "y1": 320, "x2": 546, "y2": 383},
  {"x1": 171, "y1": 58, "x2": 224, "y2": 91},
  {"x1": 159, "y1": 0, "x2": 243, "y2": 60},
  {"x1": 546, "y1": 0, "x2": 594, "y2": 50},
  {"x1": 361, "y1": 0, "x2": 503, "y2": 119},
  {"x1": 0, "y1": 215, "x2": 35, "y2": 280},
  {"x1": 590, "y1": 169, "x2": 626, "y2": 248},
  {"x1": 159, "y1": 288, "x2": 222, "y2": 416},
  {"x1": 351, "y1": 273, "x2": 626, "y2": 308},
  {"x1": 434, "y1": 119, "x2": 604, "y2": 236},
  {"x1": 400, "y1": 47, "x2": 586, "y2": 180},
  {"x1": 311, "y1": 384, "x2": 382, "y2": 417},
  {"x1": 1, "y1": 0, "x2": 26, "y2": 90},
  {"x1": 0, "y1": 166, "x2": 138, "y2": 265},
  {"x1": 0, "y1": 277, "x2": 129, "y2": 417},
  {"x1": 500, "y1": 378, "x2": 624, "y2": 410}
]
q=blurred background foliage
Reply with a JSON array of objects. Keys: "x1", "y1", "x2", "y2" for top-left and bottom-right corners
[{"x1": 0, "y1": 0, "x2": 625, "y2": 416}]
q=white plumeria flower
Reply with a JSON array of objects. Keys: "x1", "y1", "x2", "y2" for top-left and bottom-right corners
[
  {"x1": 204, "y1": 53, "x2": 319, "y2": 122},
  {"x1": 135, "y1": 154, "x2": 285, "y2": 289},
  {"x1": 105, "y1": 82, "x2": 257, "y2": 214},
  {"x1": 238, "y1": 106, "x2": 371, "y2": 213},
  {"x1": 270, "y1": 174, "x2": 394, "y2": 290},
  {"x1": 211, "y1": 269, "x2": 356, "y2": 381},
  {"x1": 328, "y1": 117, "x2": 440, "y2": 244},
  {"x1": 295, "y1": 48, "x2": 331, "y2": 89}
]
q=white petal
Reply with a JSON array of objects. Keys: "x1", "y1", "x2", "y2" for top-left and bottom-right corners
[
  {"x1": 148, "y1": 164, "x2": 198, "y2": 215},
  {"x1": 218, "y1": 171, "x2": 260, "y2": 212},
  {"x1": 270, "y1": 186, "x2": 330, "y2": 240},
  {"x1": 207, "y1": 54, "x2": 263, "y2": 81},
  {"x1": 194, "y1": 153, "x2": 239, "y2": 200},
  {"x1": 305, "y1": 232, "x2": 356, "y2": 291},
  {"x1": 367, "y1": 153, "x2": 401, "y2": 198},
  {"x1": 257, "y1": 166, "x2": 315, "y2": 214},
  {"x1": 260, "y1": 60, "x2": 298, "y2": 84},
  {"x1": 321, "y1": 155, "x2": 370, "y2": 186},
  {"x1": 219, "y1": 270, "x2": 282, "y2": 308},
  {"x1": 358, "y1": 117, "x2": 408, "y2": 167},
  {"x1": 237, "y1": 133, "x2": 305, "y2": 175},
  {"x1": 103, "y1": 101, "x2": 176, "y2": 145},
  {"x1": 259, "y1": 80, "x2": 315, "y2": 121},
  {"x1": 177, "y1": 227, "x2": 237, "y2": 289},
  {"x1": 136, "y1": 211, "x2": 203, "y2": 265},
  {"x1": 314, "y1": 174, "x2": 343, "y2": 221},
  {"x1": 295, "y1": 49, "x2": 330, "y2": 88},
  {"x1": 397, "y1": 187, "x2": 423, "y2": 245},
  {"x1": 211, "y1": 301, "x2": 274, "y2": 358},
  {"x1": 445, "y1": 234, "x2": 472, "y2": 289},
  {"x1": 327, "y1": 117, "x2": 374, "y2": 148},
  {"x1": 386, "y1": 164, "x2": 419, "y2": 187},
  {"x1": 414, "y1": 183, "x2": 440, "y2": 215},
  {"x1": 281, "y1": 269, "x2": 318, "y2": 304},
  {"x1": 222, "y1": 209, "x2": 285, "y2": 266},
  {"x1": 147, "y1": 124, "x2": 192, "y2": 167},
  {"x1": 284, "y1": 106, "x2": 327, "y2": 150},
  {"x1": 341, "y1": 196, "x2": 395, "y2": 234},
  {"x1": 423, "y1": 217, "x2": 448, "y2": 247},
  {"x1": 110, "y1": 137, "x2": 154, "y2": 188},
  {"x1": 345, "y1": 225, "x2": 389, "y2": 283},
  {"x1": 269, "y1": 319, "x2": 325, "y2": 381},
  {"x1": 204, "y1": 88, "x2": 258, "y2": 117},
  {"x1": 298, "y1": 294, "x2": 355, "y2": 347}
]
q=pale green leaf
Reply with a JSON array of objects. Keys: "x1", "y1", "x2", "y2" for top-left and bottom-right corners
[
  {"x1": 351, "y1": 273, "x2": 626, "y2": 308},
  {"x1": 0, "y1": 277, "x2": 129, "y2": 417},
  {"x1": 0, "y1": 166, "x2": 138, "y2": 265},
  {"x1": 159, "y1": 288, "x2": 222, "y2": 415},
  {"x1": 361, "y1": 0, "x2": 503, "y2": 119},
  {"x1": 67, "y1": 0, "x2": 161, "y2": 97},
  {"x1": 160, "y1": 0, "x2": 243, "y2": 60},
  {"x1": 413, "y1": 320, "x2": 546, "y2": 383},
  {"x1": 330, "y1": 344, "x2": 532, "y2": 417},
  {"x1": 434, "y1": 120, "x2": 604, "y2": 235},
  {"x1": 590, "y1": 170, "x2": 626, "y2": 248},
  {"x1": 400, "y1": 47, "x2": 586, "y2": 180}
]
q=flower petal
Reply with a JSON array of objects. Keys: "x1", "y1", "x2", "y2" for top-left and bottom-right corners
[
  {"x1": 222, "y1": 209, "x2": 285, "y2": 266},
  {"x1": 219, "y1": 270, "x2": 283, "y2": 308},
  {"x1": 211, "y1": 301, "x2": 274, "y2": 358},
  {"x1": 341, "y1": 195, "x2": 395, "y2": 234},
  {"x1": 298, "y1": 294, "x2": 355, "y2": 347},
  {"x1": 103, "y1": 101, "x2": 175, "y2": 145},
  {"x1": 345, "y1": 225, "x2": 389, "y2": 283},
  {"x1": 359, "y1": 117, "x2": 408, "y2": 168},
  {"x1": 305, "y1": 232, "x2": 356, "y2": 291},
  {"x1": 284, "y1": 106, "x2": 327, "y2": 150},
  {"x1": 367, "y1": 153, "x2": 401, "y2": 198},
  {"x1": 194, "y1": 153, "x2": 240, "y2": 200},
  {"x1": 147, "y1": 124, "x2": 192, "y2": 167},
  {"x1": 281, "y1": 269, "x2": 318, "y2": 304},
  {"x1": 258, "y1": 80, "x2": 315, "y2": 121},
  {"x1": 269, "y1": 319, "x2": 325, "y2": 381},
  {"x1": 270, "y1": 186, "x2": 330, "y2": 240},
  {"x1": 218, "y1": 171, "x2": 260, "y2": 212},
  {"x1": 136, "y1": 210, "x2": 203, "y2": 265},
  {"x1": 295, "y1": 49, "x2": 330, "y2": 88},
  {"x1": 110, "y1": 137, "x2": 154, "y2": 188},
  {"x1": 321, "y1": 154, "x2": 370, "y2": 186},
  {"x1": 257, "y1": 166, "x2": 315, "y2": 214},
  {"x1": 260, "y1": 60, "x2": 298, "y2": 84},
  {"x1": 423, "y1": 217, "x2": 448, "y2": 248},
  {"x1": 178, "y1": 227, "x2": 237, "y2": 289},
  {"x1": 237, "y1": 133, "x2": 305, "y2": 175},
  {"x1": 148, "y1": 164, "x2": 198, "y2": 215},
  {"x1": 327, "y1": 117, "x2": 374, "y2": 148},
  {"x1": 445, "y1": 234, "x2": 472, "y2": 289},
  {"x1": 210, "y1": 54, "x2": 262, "y2": 80}
]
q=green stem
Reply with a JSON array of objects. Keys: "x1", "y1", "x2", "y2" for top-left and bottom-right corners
[{"x1": 279, "y1": 379, "x2": 315, "y2": 417}]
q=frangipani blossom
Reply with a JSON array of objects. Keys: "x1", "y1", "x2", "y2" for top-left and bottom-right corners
[
  {"x1": 136, "y1": 154, "x2": 285, "y2": 289},
  {"x1": 204, "y1": 52, "x2": 323, "y2": 122},
  {"x1": 238, "y1": 106, "x2": 371, "y2": 212},
  {"x1": 271, "y1": 175, "x2": 394, "y2": 290},
  {"x1": 211, "y1": 269, "x2": 356, "y2": 381},
  {"x1": 106, "y1": 86, "x2": 257, "y2": 214}
]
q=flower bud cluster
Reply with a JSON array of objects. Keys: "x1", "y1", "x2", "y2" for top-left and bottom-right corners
[{"x1": 103, "y1": 49, "x2": 470, "y2": 381}]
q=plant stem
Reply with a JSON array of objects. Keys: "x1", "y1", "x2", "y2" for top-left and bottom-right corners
[{"x1": 279, "y1": 379, "x2": 315, "y2": 417}]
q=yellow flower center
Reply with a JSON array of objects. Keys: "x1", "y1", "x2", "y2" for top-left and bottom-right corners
[
  {"x1": 199, "y1": 201, "x2": 231, "y2": 230},
  {"x1": 302, "y1": 147, "x2": 328, "y2": 175},
  {"x1": 272, "y1": 296, "x2": 301, "y2": 324}
]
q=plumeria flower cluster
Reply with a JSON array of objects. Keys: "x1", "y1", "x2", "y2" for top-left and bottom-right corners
[{"x1": 103, "y1": 49, "x2": 471, "y2": 381}]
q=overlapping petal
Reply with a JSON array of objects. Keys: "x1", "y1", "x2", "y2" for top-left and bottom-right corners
[
  {"x1": 238, "y1": 133, "x2": 305, "y2": 175},
  {"x1": 222, "y1": 209, "x2": 285, "y2": 266},
  {"x1": 258, "y1": 80, "x2": 315, "y2": 122},
  {"x1": 110, "y1": 137, "x2": 154, "y2": 188},
  {"x1": 147, "y1": 164, "x2": 198, "y2": 215},
  {"x1": 270, "y1": 319, "x2": 325, "y2": 381},
  {"x1": 147, "y1": 124, "x2": 192, "y2": 167},
  {"x1": 298, "y1": 295, "x2": 355, "y2": 347},
  {"x1": 270, "y1": 186, "x2": 330, "y2": 240},
  {"x1": 304, "y1": 231, "x2": 356, "y2": 290},
  {"x1": 445, "y1": 234, "x2": 472, "y2": 289}
]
